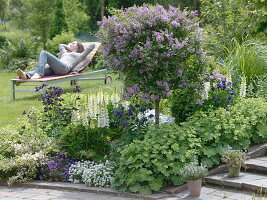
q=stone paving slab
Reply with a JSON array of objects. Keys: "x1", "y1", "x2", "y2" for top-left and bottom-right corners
[
  {"x1": 0, "y1": 186, "x2": 139, "y2": 200},
  {"x1": 0, "y1": 181, "x2": 172, "y2": 200},
  {"x1": 163, "y1": 185, "x2": 267, "y2": 200},
  {"x1": 247, "y1": 143, "x2": 267, "y2": 159},
  {"x1": 205, "y1": 172, "x2": 267, "y2": 192},
  {"x1": 246, "y1": 157, "x2": 267, "y2": 173},
  {"x1": 1, "y1": 185, "x2": 266, "y2": 200}
]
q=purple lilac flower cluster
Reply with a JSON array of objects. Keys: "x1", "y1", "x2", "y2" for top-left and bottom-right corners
[
  {"x1": 112, "y1": 104, "x2": 154, "y2": 127},
  {"x1": 98, "y1": 4, "x2": 206, "y2": 102},
  {"x1": 39, "y1": 154, "x2": 76, "y2": 182}
]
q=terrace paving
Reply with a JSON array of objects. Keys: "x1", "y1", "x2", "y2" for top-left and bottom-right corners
[{"x1": 0, "y1": 184, "x2": 266, "y2": 200}]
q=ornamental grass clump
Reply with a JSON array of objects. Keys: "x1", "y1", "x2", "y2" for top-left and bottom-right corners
[
  {"x1": 221, "y1": 149, "x2": 248, "y2": 177},
  {"x1": 180, "y1": 162, "x2": 208, "y2": 181},
  {"x1": 98, "y1": 4, "x2": 207, "y2": 124}
]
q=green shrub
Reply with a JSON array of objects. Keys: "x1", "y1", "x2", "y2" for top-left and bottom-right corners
[
  {"x1": 112, "y1": 98, "x2": 267, "y2": 194},
  {"x1": 169, "y1": 87, "x2": 202, "y2": 124},
  {"x1": 0, "y1": 123, "x2": 59, "y2": 185},
  {"x1": 247, "y1": 75, "x2": 267, "y2": 100},
  {"x1": 0, "y1": 35, "x2": 40, "y2": 71},
  {"x1": 46, "y1": 32, "x2": 76, "y2": 56},
  {"x1": 0, "y1": 35, "x2": 7, "y2": 48},
  {"x1": 60, "y1": 124, "x2": 111, "y2": 161},
  {"x1": 34, "y1": 86, "x2": 79, "y2": 138}
]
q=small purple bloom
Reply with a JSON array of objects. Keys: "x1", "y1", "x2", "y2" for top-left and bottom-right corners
[
  {"x1": 148, "y1": 114, "x2": 154, "y2": 118},
  {"x1": 230, "y1": 90, "x2": 236, "y2": 95}
]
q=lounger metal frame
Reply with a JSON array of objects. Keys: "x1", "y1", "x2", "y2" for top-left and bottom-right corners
[{"x1": 11, "y1": 69, "x2": 111, "y2": 100}]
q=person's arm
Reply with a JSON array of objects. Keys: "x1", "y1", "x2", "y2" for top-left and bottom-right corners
[
  {"x1": 58, "y1": 44, "x2": 70, "y2": 54},
  {"x1": 80, "y1": 44, "x2": 95, "y2": 60}
]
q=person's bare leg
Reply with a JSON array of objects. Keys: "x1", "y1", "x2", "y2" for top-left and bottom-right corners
[
  {"x1": 31, "y1": 73, "x2": 41, "y2": 79},
  {"x1": 16, "y1": 69, "x2": 28, "y2": 80}
]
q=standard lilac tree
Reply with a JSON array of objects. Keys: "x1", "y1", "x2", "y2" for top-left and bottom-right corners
[{"x1": 98, "y1": 4, "x2": 207, "y2": 125}]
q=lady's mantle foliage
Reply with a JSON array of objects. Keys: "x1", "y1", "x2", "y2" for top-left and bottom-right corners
[
  {"x1": 98, "y1": 4, "x2": 206, "y2": 102},
  {"x1": 112, "y1": 98, "x2": 267, "y2": 194}
]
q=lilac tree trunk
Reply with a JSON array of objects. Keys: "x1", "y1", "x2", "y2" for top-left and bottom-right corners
[{"x1": 154, "y1": 100, "x2": 160, "y2": 126}]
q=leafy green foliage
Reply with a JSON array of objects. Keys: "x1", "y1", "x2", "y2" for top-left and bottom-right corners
[
  {"x1": 0, "y1": 35, "x2": 7, "y2": 48},
  {"x1": 0, "y1": 0, "x2": 8, "y2": 21},
  {"x1": 63, "y1": 0, "x2": 89, "y2": 34},
  {"x1": 200, "y1": 0, "x2": 266, "y2": 56},
  {"x1": 60, "y1": 124, "x2": 111, "y2": 161},
  {"x1": 46, "y1": 32, "x2": 76, "y2": 56},
  {"x1": 34, "y1": 85, "x2": 76, "y2": 138},
  {"x1": 49, "y1": 0, "x2": 68, "y2": 39},
  {"x1": 222, "y1": 39, "x2": 267, "y2": 86},
  {"x1": 0, "y1": 122, "x2": 59, "y2": 185},
  {"x1": 0, "y1": 35, "x2": 40, "y2": 71},
  {"x1": 21, "y1": 0, "x2": 54, "y2": 49},
  {"x1": 112, "y1": 98, "x2": 267, "y2": 194},
  {"x1": 169, "y1": 87, "x2": 202, "y2": 124},
  {"x1": 247, "y1": 75, "x2": 267, "y2": 100}
]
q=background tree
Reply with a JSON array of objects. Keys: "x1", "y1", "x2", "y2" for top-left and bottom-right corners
[
  {"x1": 80, "y1": 0, "x2": 101, "y2": 31},
  {"x1": 64, "y1": 0, "x2": 89, "y2": 35},
  {"x1": 7, "y1": 0, "x2": 28, "y2": 29},
  {"x1": 0, "y1": 0, "x2": 8, "y2": 30},
  {"x1": 21, "y1": 0, "x2": 54, "y2": 49},
  {"x1": 200, "y1": 0, "x2": 267, "y2": 57},
  {"x1": 98, "y1": 4, "x2": 207, "y2": 124},
  {"x1": 49, "y1": 0, "x2": 68, "y2": 39}
]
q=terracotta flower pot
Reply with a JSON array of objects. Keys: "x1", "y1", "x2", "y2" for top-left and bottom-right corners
[{"x1": 187, "y1": 178, "x2": 202, "y2": 197}]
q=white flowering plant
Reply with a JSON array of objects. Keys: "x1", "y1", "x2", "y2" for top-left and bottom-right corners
[
  {"x1": 0, "y1": 124, "x2": 59, "y2": 185},
  {"x1": 180, "y1": 162, "x2": 208, "y2": 181},
  {"x1": 69, "y1": 160, "x2": 95, "y2": 183},
  {"x1": 69, "y1": 160, "x2": 115, "y2": 187}
]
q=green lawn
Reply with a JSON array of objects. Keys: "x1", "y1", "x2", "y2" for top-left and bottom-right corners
[{"x1": 0, "y1": 71, "x2": 121, "y2": 128}]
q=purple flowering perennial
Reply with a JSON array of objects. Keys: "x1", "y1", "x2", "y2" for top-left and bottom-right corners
[{"x1": 98, "y1": 4, "x2": 206, "y2": 102}]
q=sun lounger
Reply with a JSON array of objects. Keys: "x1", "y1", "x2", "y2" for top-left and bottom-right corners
[{"x1": 11, "y1": 42, "x2": 111, "y2": 100}]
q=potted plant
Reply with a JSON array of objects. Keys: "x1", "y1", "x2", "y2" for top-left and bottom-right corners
[
  {"x1": 221, "y1": 148, "x2": 248, "y2": 177},
  {"x1": 180, "y1": 162, "x2": 208, "y2": 197}
]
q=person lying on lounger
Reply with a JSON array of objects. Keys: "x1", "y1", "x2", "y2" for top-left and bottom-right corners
[{"x1": 16, "y1": 41, "x2": 95, "y2": 80}]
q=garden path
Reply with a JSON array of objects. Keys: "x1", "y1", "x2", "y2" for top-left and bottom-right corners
[
  {"x1": 0, "y1": 186, "x2": 137, "y2": 200},
  {"x1": 0, "y1": 185, "x2": 266, "y2": 200}
]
